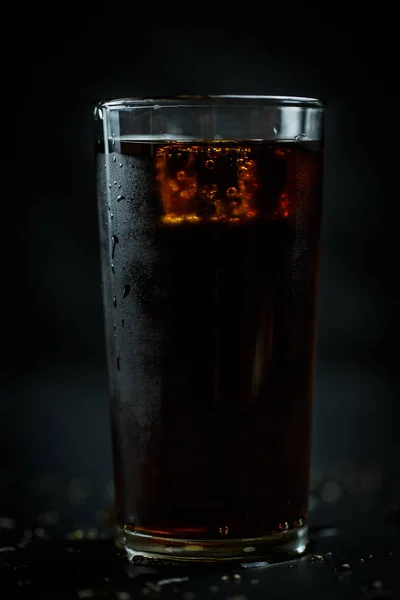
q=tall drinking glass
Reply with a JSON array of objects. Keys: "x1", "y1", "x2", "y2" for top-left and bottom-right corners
[{"x1": 94, "y1": 96, "x2": 325, "y2": 562}]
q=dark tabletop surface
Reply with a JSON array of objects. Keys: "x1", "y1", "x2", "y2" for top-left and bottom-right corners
[{"x1": 1, "y1": 524, "x2": 399, "y2": 599}]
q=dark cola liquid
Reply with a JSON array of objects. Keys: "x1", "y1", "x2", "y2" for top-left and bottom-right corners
[{"x1": 97, "y1": 139, "x2": 323, "y2": 539}]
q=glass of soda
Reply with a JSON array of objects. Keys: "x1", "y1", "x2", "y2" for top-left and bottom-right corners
[{"x1": 94, "y1": 96, "x2": 325, "y2": 562}]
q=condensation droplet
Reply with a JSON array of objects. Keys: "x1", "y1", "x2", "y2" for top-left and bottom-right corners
[
  {"x1": 113, "y1": 324, "x2": 116, "y2": 331},
  {"x1": 111, "y1": 235, "x2": 119, "y2": 259},
  {"x1": 205, "y1": 159, "x2": 214, "y2": 169},
  {"x1": 320, "y1": 481, "x2": 342, "y2": 503},
  {"x1": 117, "y1": 195, "x2": 125, "y2": 202},
  {"x1": 108, "y1": 184, "x2": 111, "y2": 189},
  {"x1": 113, "y1": 181, "x2": 117, "y2": 185},
  {"x1": 273, "y1": 125, "x2": 279, "y2": 135},
  {"x1": 119, "y1": 163, "x2": 123, "y2": 168},
  {"x1": 112, "y1": 136, "x2": 115, "y2": 147},
  {"x1": 117, "y1": 357, "x2": 120, "y2": 371},
  {"x1": 123, "y1": 284, "x2": 131, "y2": 299},
  {"x1": 113, "y1": 295, "x2": 117, "y2": 308},
  {"x1": 112, "y1": 156, "x2": 116, "y2": 163},
  {"x1": 111, "y1": 264, "x2": 115, "y2": 273},
  {"x1": 177, "y1": 170, "x2": 186, "y2": 181},
  {"x1": 180, "y1": 190, "x2": 190, "y2": 200},
  {"x1": 167, "y1": 153, "x2": 172, "y2": 158},
  {"x1": 121, "y1": 318, "x2": 124, "y2": 327},
  {"x1": 110, "y1": 213, "x2": 114, "y2": 220},
  {"x1": 294, "y1": 133, "x2": 306, "y2": 142},
  {"x1": 219, "y1": 526, "x2": 229, "y2": 536},
  {"x1": 94, "y1": 106, "x2": 103, "y2": 120},
  {"x1": 177, "y1": 152, "x2": 182, "y2": 158}
]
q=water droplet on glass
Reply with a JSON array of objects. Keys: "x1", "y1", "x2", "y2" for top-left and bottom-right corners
[
  {"x1": 111, "y1": 264, "x2": 115, "y2": 273},
  {"x1": 110, "y1": 213, "x2": 114, "y2": 220},
  {"x1": 117, "y1": 357, "x2": 120, "y2": 371},
  {"x1": 113, "y1": 181, "x2": 117, "y2": 185},
  {"x1": 113, "y1": 324, "x2": 116, "y2": 331},
  {"x1": 112, "y1": 156, "x2": 116, "y2": 163},
  {"x1": 123, "y1": 284, "x2": 131, "y2": 299},
  {"x1": 177, "y1": 152, "x2": 182, "y2": 158},
  {"x1": 372, "y1": 581, "x2": 383, "y2": 590},
  {"x1": 294, "y1": 133, "x2": 306, "y2": 142},
  {"x1": 111, "y1": 235, "x2": 119, "y2": 259},
  {"x1": 112, "y1": 135, "x2": 115, "y2": 147},
  {"x1": 219, "y1": 526, "x2": 229, "y2": 536},
  {"x1": 360, "y1": 558, "x2": 364, "y2": 564},
  {"x1": 113, "y1": 295, "x2": 117, "y2": 308},
  {"x1": 273, "y1": 125, "x2": 279, "y2": 135},
  {"x1": 121, "y1": 317, "x2": 124, "y2": 327},
  {"x1": 177, "y1": 170, "x2": 186, "y2": 181},
  {"x1": 108, "y1": 184, "x2": 111, "y2": 190},
  {"x1": 119, "y1": 163, "x2": 123, "y2": 168},
  {"x1": 205, "y1": 159, "x2": 214, "y2": 170},
  {"x1": 308, "y1": 554, "x2": 324, "y2": 563},
  {"x1": 117, "y1": 195, "x2": 125, "y2": 202},
  {"x1": 118, "y1": 184, "x2": 121, "y2": 189},
  {"x1": 94, "y1": 106, "x2": 103, "y2": 120}
]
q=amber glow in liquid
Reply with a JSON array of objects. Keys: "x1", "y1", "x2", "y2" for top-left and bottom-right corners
[{"x1": 97, "y1": 139, "x2": 323, "y2": 540}]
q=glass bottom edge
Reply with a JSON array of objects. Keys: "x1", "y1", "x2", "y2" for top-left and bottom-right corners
[{"x1": 116, "y1": 525, "x2": 310, "y2": 563}]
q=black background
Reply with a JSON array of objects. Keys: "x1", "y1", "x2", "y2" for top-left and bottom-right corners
[{"x1": 2, "y1": 13, "x2": 396, "y2": 538}]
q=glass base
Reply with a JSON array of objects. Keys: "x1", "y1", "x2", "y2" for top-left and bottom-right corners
[{"x1": 117, "y1": 525, "x2": 310, "y2": 563}]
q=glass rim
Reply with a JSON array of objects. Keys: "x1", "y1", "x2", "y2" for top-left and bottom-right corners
[{"x1": 97, "y1": 95, "x2": 326, "y2": 110}]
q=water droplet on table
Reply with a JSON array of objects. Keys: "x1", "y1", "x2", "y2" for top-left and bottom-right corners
[{"x1": 308, "y1": 554, "x2": 324, "y2": 563}]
